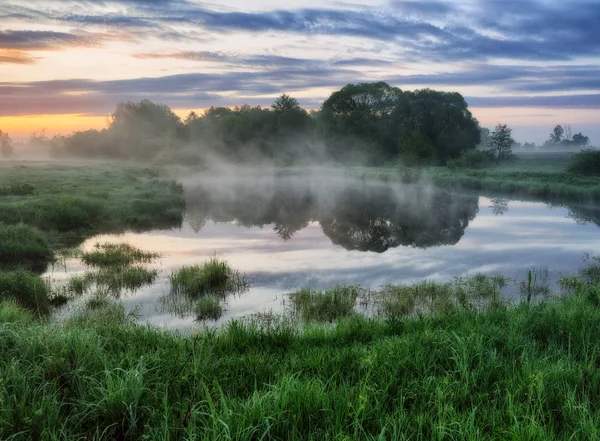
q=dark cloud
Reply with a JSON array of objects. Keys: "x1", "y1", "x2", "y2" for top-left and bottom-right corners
[
  {"x1": 389, "y1": 65, "x2": 600, "y2": 93},
  {"x1": 0, "y1": 30, "x2": 96, "y2": 50},
  {"x1": 467, "y1": 94, "x2": 600, "y2": 109}
]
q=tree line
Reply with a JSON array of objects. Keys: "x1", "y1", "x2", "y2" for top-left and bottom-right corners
[{"x1": 0, "y1": 82, "x2": 593, "y2": 165}]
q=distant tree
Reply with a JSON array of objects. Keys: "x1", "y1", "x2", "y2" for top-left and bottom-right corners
[
  {"x1": 0, "y1": 130, "x2": 14, "y2": 157},
  {"x1": 108, "y1": 100, "x2": 184, "y2": 159},
  {"x1": 488, "y1": 124, "x2": 515, "y2": 165},
  {"x1": 572, "y1": 132, "x2": 590, "y2": 147},
  {"x1": 271, "y1": 94, "x2": 312, "y2": 133},
  {"x1": 549, "y1": 125, "x2": 564, "y2": 144},
  {"x1": 272, "y1": 94, "x2": 300, "y2": 113}
]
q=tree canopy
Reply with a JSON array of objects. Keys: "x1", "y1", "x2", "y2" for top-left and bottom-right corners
[{"x1": 50, "y1": 84, "x2": 483, "y2": 165}]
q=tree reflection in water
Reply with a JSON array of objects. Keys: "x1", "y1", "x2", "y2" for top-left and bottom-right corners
[{"x1": 184, "y1": 174, "x2": 480, "y2": 253}]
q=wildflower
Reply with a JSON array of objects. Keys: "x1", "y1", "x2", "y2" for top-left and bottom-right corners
[{"x1": 193, "y1": 330, "x2": 198, "y2": 335}]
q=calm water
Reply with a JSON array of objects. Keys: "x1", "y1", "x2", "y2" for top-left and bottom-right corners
[{"x1": 47, "y1": 173, "x2": 600, "y2": 329}]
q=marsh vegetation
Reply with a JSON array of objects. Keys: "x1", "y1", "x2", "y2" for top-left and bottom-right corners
[{"x1": 3, "y1": 263, "x2": 600, "y2": 439}]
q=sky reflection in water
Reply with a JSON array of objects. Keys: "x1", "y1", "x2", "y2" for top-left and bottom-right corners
[{"x1": 47, "y1": 175, "x2": 600, "y2": 329}]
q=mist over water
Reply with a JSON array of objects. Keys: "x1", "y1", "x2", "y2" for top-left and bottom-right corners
[{"x1": 46, "y1": 171, "x2": 600, "y2": 329}]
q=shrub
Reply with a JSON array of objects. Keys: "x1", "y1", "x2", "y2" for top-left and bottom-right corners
[
  {"x1": 446, "y1": 149, "x2": 491, "y2": 169},
  {"x1": 567, "y1": 149, "x2": 600, "y2": 175},
  {"x1": 0, "y1": 224, "x2": 53, "y2": 272}
]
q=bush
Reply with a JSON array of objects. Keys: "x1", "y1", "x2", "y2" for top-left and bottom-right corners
[
  {"x1": 446, "y1": 149, "x2": 491, "y2": 169},
  {"x1": 0, "y1": 224, "x2": 53, "y2": 272},
  {"x1": 567, "y1": 149, "x2": 600, "y2": 175},
  {"x1": 0, "y1": 270, "x2": 50, "y2": 314}
]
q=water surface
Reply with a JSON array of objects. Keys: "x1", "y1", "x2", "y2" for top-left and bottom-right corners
[{"x1": 47, "y1": 173, "x2": 600, "y2": 329}]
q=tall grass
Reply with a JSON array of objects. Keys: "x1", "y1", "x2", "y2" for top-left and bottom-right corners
[
  {"x1": 0, "y1": 224, "x2": 53, "y2": 273},
  {"x1": 289, "y1": 285, "x2": 362, "y2": 321},
  {"x1": 3, "y1": 281, "x2": 600, "y2": 440},
  {"x1": 0, "y1": 270, "x2": 50, "y2": 315}
]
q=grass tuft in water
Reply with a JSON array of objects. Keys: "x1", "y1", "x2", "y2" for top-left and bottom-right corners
[
  {"x1": 376, "y1": 274, "x2": 510, "y2": 318},
  {"x1": 170, "y1": 258, "x2": 247, "y2": 297},
  {"x1": 290, "y1": 285, "x2": 361, "y2": 322},
  {"x1": 82, "y1": 243, "x2": 159, "y2": 268},
  {"x1": 0, "y1": 224, "x2": 53, "y2": 273},
  {"x1": 87, "y1": 266, "x2": 158, "y2": 294},
  {"x1": 84, "y1": 291, "x2": 112, "y2": 310},
  {"x1": 195, "y1": 296, "x2": 224, "y2": 321}
]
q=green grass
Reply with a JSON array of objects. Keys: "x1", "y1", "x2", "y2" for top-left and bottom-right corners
[
  {"x1": 4, "y1": 280, "x2": 600, "y2": 440},
  {"x1": 0, "y1": 163, "x2": 185, "y2": 249},
  {"x1": 348, "y1": 153, "x2": 600, "y2": 204},
  {"x1": 82, "y1": 243, "x2": 159, "y2": 268},
  {"x1": 0, "y1": 270, "x2": 50, "y2": 315},
  {"x1": 0, "y1": 224, "x2": 53, "y2": 273},
  {"x1": 0, "y1": 182, "x2": 35, "y2": 196},
  {"x1": 170, "y1": 258, "x2": 247, "y2": 297},
  {"x1": 289, "y1": 285, "x2": 362, "y2": 322}
]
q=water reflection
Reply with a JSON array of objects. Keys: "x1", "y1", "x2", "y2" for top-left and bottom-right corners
[{"x1": 184, "y1": 176, "x2": 479, "y2": 252}]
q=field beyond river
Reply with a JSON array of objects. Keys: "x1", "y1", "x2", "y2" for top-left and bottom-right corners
[{"x1": 2, "y1": 155, "x2": 600, "y2": 440}]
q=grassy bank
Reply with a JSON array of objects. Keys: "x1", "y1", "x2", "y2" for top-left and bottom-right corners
[
  {"x1": 2, "y1": 279, "x2": 600, "y2": 440},
  {"x1": 350, "y1": 153, "x2": 600, "y2": 204},
  {"x1": 0, "y1": 162, "x2": 185, "y2": 271}
]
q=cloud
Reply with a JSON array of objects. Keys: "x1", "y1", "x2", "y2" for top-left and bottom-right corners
[
  {"x1": 0, "y1": 30, "x2": 96, "y2": 50},
  {"x1": 467, "y1": 94, "x2": 600, "y2": 109},
  {"x1": 389, "y1": 0, "x2": 457, "y2": 18},
  {"x1": 0, "y1": 50, "x2": 36, "y2": 64},
  {"x1": 5, "y1": 1, "x2": 600, "y2": 64}
]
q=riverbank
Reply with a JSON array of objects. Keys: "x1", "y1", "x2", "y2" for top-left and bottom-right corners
[
  {"x1": 349, "y1": 152, "x2": 600, "y2": 204},
  {"x1": 0, "y1": 162, "x2": 185, "y2": 271}
]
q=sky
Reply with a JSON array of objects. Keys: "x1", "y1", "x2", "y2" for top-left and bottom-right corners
[{"x1": 0, "y1": 0, "x2": 599, "y2": 144}]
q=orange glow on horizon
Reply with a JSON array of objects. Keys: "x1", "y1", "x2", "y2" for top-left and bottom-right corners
[
  {"x1": 0, "y1": 114, "x2": 109, "y2": 138},
  {"x1": 0, "y1": 109, "x2": 209, "y2": 138}
]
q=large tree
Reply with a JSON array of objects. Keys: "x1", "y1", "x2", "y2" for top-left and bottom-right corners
[
  {"x1": 392, "y1": 89, "x2": 481, "y2": 162},
  {"x1": 319, "y1": 82, "x2": 403, "y2": 162}
]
